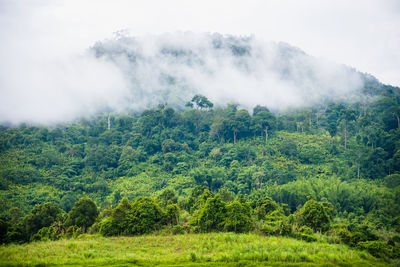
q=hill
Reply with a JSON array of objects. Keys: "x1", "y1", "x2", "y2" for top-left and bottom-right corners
[{"x1": 1, "y1": 34, "x2": 400, "y2": 264}]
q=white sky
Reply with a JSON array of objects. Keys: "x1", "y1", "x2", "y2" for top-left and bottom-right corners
[
  {"x1": 0, "y1": 0, "x2": 399, "y2": 124},
  {"x1": 1, "y1": 0, "x2": 398, "y2": 85}
]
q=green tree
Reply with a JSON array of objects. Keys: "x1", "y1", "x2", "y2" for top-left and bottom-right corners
[
  {"x1": 165, "y1": 204, "x2": 180, "y2": 225},
  {"x1": 128, "y1": 197, "x2": 165, "y2": 235},
  {"x1": 190, "y1": 95, "x2": 214, "y2": 110},
  {"x1": 157, "y1": 189, "x2": 178, "y2": 208},
  {"x1": 100, "y1": 198, "x2": 131, "y2": 236},
  {"x1": 66, "y1": 198, "x2": 98, "y2": 232},
  {"x1": 229, "y1": 109, "x2": 251, "y2": 144},
  {"x1": 297, "y1": 199, "x2": 331, "y2": 232},
  {"x1": 251, "y1": 109, "x2": 275, "y2": 142},
  {"x1": 224, "y1": 201, "x2": 253, "y2": 233},
  {"x1": 195, "y1": 195, "x2": 227, "y2": 232},
  {"x1": 59, "y1": 194, "x2": 77, "y2": 213},
  {"x1": 25, "y1": 202, "x2": 64, "y2": 238}
]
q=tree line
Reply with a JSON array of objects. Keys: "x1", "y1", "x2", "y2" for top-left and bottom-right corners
[{"x1": 0, "y1": 88, "x2": 399, "y2": 258}]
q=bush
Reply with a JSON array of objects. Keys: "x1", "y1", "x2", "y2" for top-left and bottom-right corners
[
  {"x1": 298, "y1": 226, "x2": 314, "y2": 235},
  {"x1": 297, "y1": 199, "x2": 331, "y2": 232},
  {"x1": 66, "y1": 198, "x2": 98, "y2": 232},
  {"x1": 294, "y1": 226, "x2": 317, "y2": 242},
  {"x1": 30, "y1": 226, "x2": 58, "y2": 242},
  {"x1": 260, "y1": 224, "x2": 276, "y2": 236},
  {"x1": 337, "y1": 228, "x2": 354, "y2": 246},
  {"x1": 224, "y1": 201, "x2": 253, "y2": 233},
  {"x1": 357, "y1": 241, "x2": 393, "y2": 258},
  {"x1": 277, "y1": 220, "x2": 292, "y2": 236},
  {"x1": 128, "y1": 197, "x2": 166, "y2": 235},
  {"x1": 99, "y1": 217, "x2": 119, "y2": 237},
  {"x1": 172, "y1": 225, "x2": 184, "y2": 235},
  {"x1": 165, "y1": 204, "x2": 180, "y2": 225},
  {"x1": 195, "y1": 196, "x2": 226, "y2": 232},
  {"x1": 65, "y1": 225, "x2": 82, "y2": 238},
  {"x1": 297, "y1": 233, "x2": 317, "y2": 242}
]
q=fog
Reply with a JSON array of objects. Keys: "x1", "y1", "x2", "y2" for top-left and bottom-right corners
[
  {"x1": 0, "y1": 32, "x2": 365, "y2": 124},
  {"x1": 1, "y1": 1, "x2": 398, "y2": 125},
  {"x1": 91, "y1": 32, "x2": 364, "y2": 111}
]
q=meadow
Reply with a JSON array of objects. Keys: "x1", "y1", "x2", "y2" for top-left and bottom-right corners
[{"x1": 0, "y1": 233, "x2": 389, "y2": 266}]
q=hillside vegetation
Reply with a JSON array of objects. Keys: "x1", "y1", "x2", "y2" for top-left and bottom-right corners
[{"x1": 0, "y1": 81, "x2": 400, "y2": 264}]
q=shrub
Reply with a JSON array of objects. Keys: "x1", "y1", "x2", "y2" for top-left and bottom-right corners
[
  {"x1": 297, "y1": 199, "x2": 331, "y2": 232},
  {"x1": 223, "y1": 201, "x2": 253, "y2": 233},
  {"x1": 172, "y1": 225, "x2": 184, "y2": 235},
  {"x1": 195, "y1": 196, "x2": 226, "y2": 232},
  {"x1": 277, "y1": 220, "x2": 292, "y2": 236},
  {"x1": 165, "y1": 204, "x2": 180, "y2": 225},
  {"x1": 30, "y1": 226, "x2": 58, "y2": 242},
  {"x1": 99, "y1": 217, "x2": 119, "y2": 237},
  {"x1": 298, "y1": 226, "x2": 314, "y2": 235},
  {"x1": 260, "y1": 224, "x2": 276, "y2": 236},
  {"x1": 357, "y1": 241, "x2": 392, "y2": 258},
  {"x1": 297, "y1": 233, "x2": 317, "y2": 242},
  {"x1": 128, "y1": 197, "x2": 165, "y2": 235},
  {"x1": 66, "y1": 198, "x2": 98, "y2": 232}
]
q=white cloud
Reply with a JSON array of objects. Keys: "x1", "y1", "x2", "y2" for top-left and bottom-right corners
[{"x1": 0, "y1": 0, "x2": 398, "y2": 124}]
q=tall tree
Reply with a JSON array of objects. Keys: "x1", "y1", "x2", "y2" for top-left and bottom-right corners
[{"x1": 66, "y1": 198, "x2": 98, "y2": 232}]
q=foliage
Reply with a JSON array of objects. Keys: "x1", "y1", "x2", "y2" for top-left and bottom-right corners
[
  {"x1": 66, "y1": 198, "x2": 98, "y2": 231},
  {"x1": 128, "y1": 197, "x2": 166, "y2": 234},
  {"x1": 0, "y1": 89, "x2": 400, "y2": 260},
  {"x1": 297, "y1": 199, "x2": 331, "y2": 232},
  {"x1": 25, "y1": 202, "x2": 64, "y2": 239},
  {"x1": 224, "y1": 201, "x2": 253, "y2": 233},
  {"x1": 194, "y1": 195, "x2": 227, "y2": 232}
]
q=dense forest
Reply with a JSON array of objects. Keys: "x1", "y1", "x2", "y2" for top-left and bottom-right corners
[{"x1": 1, "y1": 78, "x2": 400, "y2": 261}]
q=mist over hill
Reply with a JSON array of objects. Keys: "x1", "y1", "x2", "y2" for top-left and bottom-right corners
[
  {"x1": 91, "y1": 32, "x2": 368, "y2": 111},
  {"x1": 0, "y1": 32, "x2": 390, "y2": 125}
]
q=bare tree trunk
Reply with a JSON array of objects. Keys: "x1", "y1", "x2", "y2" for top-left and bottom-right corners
[
  {"x1": 233, "y1": 131, "x2": 237, "y2": 144},
  {"x1": 107, "y1": 115, "x2": 111, "y2": 130},
  {"x1": 394, "y1": 113, "x2": 400, "y2": 129},
  {"x1": 398, "y1": 115, "x2": 399, "y2": 129},
  {"x1": 363, "y1": 101, "x2": 367, "y2": 116},
  {"x1": 264, "y1": 126, "x2": 268, "y2": 143}
]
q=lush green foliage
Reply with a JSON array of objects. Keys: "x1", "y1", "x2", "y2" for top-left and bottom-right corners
[
  {"x1": 65, "y1": 198, "x2": 98, "y2": 231},
  {"x1": 0, "y1": 85, "x2": 400, "y2": 261},
  {"x1": 298, "y1": 199, "x2": 331, "y2": 232}
]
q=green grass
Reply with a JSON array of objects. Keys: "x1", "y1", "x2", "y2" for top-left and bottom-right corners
[{"x1": 0, "y1": 233, "x2": 389, "y2": 266}]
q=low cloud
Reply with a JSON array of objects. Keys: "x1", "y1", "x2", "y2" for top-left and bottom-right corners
[
  {"x1": 0, "y1": 31, "x2": 365, "y2": 124},
  {"x1": 90, "y1": 32, "x2": 364, "y2": 111}
]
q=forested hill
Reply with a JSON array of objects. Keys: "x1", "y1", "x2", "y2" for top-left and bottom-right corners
[
  {"x1": 88, "y1": 33, "x2": 381, "y2": 112},
  {"x1": 0, "y1": 76, "x2": 400, "y2": 259}
]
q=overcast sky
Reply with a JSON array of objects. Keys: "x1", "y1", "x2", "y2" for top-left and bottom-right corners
[
  {"x1": 1, "y1": 0, "x2": 399, "y2": 85},
  {"x1": 0, "y1": 0, "x2": 399, "y2": 124}
]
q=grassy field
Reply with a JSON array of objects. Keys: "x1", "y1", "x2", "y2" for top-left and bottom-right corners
[{"x1": 0, "y1": 233, "x2": 390, "y2": 266}]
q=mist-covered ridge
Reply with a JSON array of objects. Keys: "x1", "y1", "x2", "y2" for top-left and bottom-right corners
[
  {"x1": 0, "y1": 32, "x2": 392, "y2": 125},
  {"x1": 91, "y1": 32, "x2": 367, "y2": 111}
]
